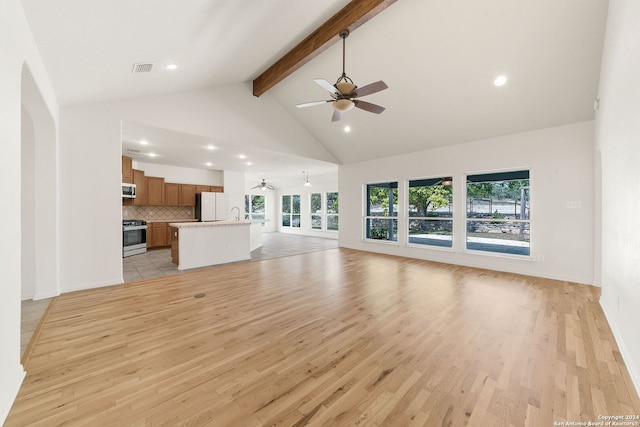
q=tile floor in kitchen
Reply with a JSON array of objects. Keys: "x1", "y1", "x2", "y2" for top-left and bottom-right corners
[{"x1": 123, "y1": 232, "x2": 339, "y2": 283}]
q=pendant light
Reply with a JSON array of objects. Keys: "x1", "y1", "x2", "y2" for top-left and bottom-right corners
[{"x1": 302, "y1": 171, "x2": 312, "y2": 187}]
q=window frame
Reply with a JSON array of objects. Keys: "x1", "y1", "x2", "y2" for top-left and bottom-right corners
[
  {"x1": 309, "y1": 192, "x2": 322, "y2": 230},
  {"x1": 244, "y1": 194, "x2": 266, "y2": 222},
  {"x1": 326, "y1": 191, "x2": 339, "y2": 232},
  {"x1": 406, "y1": 176, "x2": 454, "y2": 250},
  {"x1": 282, "y1": 194, "x2": 301, "y2": 228},
  {"x1": 464, "y1": 169, "x2": 531, "y2": 258},
  {"x1": 364, "y1": 181, "x2": 399, "y2": 243}
]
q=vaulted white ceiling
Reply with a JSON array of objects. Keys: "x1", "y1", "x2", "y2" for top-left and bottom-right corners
[{"x1": 19, "y1": 0, "x2": 609, "y2": 182}]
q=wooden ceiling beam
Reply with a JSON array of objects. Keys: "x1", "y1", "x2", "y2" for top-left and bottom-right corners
[{"x1": 252, "y1": 0, "x2": 397, "y2": 97}]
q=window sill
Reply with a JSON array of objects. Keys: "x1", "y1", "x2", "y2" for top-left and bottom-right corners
[
  {"x1": 463, "y1": 248, "x2": 533, "y2": 261},
  {"x1": 363, "y1": 238, "x2": 399, "y2": 246}
]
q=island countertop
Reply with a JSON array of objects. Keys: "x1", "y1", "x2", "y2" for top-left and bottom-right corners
[{"x1": 169, "y1": 220, "x2": 251, "y2": 228}]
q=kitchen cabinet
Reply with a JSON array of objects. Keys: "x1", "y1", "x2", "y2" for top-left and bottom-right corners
[
  {"x1": 195, "y1": 185, "x2": 210, "y2": 194},
  {"x1": 122, "y1": 168, "x2": 145, "y2": 206},
  {"x1": 122, "y1": 156, "x2": 133, "y2": 184},
  {"x1": 165, "y1": 183, "x2": 181, "y2": 206},
  {"x1": 133, "y1": 169, "x2": 146, "y2": 206},
  {"x1": 146, "y1": 177, "x2": 165, "y2": 206},
  {"x1": 170, "y1": 227, "x2": 179, "y2": 265},
  {"x1": 180, "y1": 184, "x2": 196, "y2": 207},
  {"x1": 210, "y1": 186, "x2": 224, "y2": 193},
  {"x1": 149, "y1": 222, "x2": 168, "y2": 247},
  {"x1": 146, "y1": 225, "x2": 153, "y2": 249},
  {"x1": 166, "y1": 223, "x2": 173, "y2": 245}
]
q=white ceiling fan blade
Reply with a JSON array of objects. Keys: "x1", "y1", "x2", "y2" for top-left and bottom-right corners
[
  {"x1": 314, "y1": 79, "x2": 338, "y2": 94},
  {"x1": 296, "y1": 100, "x2": 332, "y2": 108},
  {"x1": 331, "y1": 109, "x2": 343, "y2": 122},
  {"x1": 353, "y1": 80, "x2": 388, "y2": 98}
]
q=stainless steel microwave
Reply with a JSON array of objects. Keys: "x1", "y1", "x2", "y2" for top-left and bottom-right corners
[{"x1": 122, "y1": 182, "x2": 136, "y2": 198}]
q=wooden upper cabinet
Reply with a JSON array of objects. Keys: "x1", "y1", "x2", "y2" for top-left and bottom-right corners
[
  {"x1": 146, "y1": 176, "x2": 165, "y2": 206},
  {"x1": 180, "y1": 184, "x2": 196, "y2": 207},
  {"x1": 210, "y1": 186, "x2": 224, "y2": 193},
  {"x1": 132, "y1": 169, "x2": 146, "y2": 206},
  {"x1": 165, "y1": 183, "x2": 181, "y2": 206},
  {"x1": 122, "y1": 156, "x2": 133, "y2": 184},
  {"x1": 195, "y1": 185, "x2": 210, "y2": 195}
]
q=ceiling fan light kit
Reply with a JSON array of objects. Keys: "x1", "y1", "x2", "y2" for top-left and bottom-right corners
[
  {"x1": 334, "y1": 99, "x2": 355, "y2": 112},
  {"x1": 251, "y1": 179, "x2": 275, "y2": 191},
  {"x1": 296, "y1": 29, "x2": 388, "y2": 122}
]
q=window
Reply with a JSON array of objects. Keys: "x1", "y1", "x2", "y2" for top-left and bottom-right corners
[
  {"x1": 408, "y1": 177, "x2": 453, "y2": 248},
  {"x1": 466, "y1": 170, "x2": 530, "y2": 256},
  {"x1": 326, "y1": 192, "x2": 339, "y2": 231},
  {"x1": 365, "y1": 182, "x2": 398, "y2": 241},
  {"x1": 244, "y1": 194, "x2": 265, "y2": 221},
  {"x1": 282, "y1": 194, "x2": 301, "y2": 228},
  {"x1": 310, "y1": 193, "x2": 322, "y2": 230}
]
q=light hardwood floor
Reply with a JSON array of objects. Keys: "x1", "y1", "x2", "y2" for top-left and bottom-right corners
[{"x1": 7, "y1": 248, "x2": 640, "y2": 426}]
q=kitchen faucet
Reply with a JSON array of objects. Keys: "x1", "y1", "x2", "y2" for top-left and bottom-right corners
[{"x1": 231, "y1": 206, "x2": 240, "y2": 221}]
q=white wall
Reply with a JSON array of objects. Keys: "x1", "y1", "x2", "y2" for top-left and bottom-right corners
[
  {"x1": 0, "y1": 0, "x2": 59, "y2": 422},
  {"x1": 133, "y1": 161, "x2": 223, "y2": 186},
  {"x1": 595, "y1": 0, "x2": 640, "y2": 396},
  {"x1": 223, "y1": 170, "x2": 245, "y2": 219},
  {"x1": 340, "y1": 121, "x2": 595, "y2": 284}
]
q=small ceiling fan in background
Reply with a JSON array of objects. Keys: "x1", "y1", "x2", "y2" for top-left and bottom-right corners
[
  {"x1": 251, "y1": 179, "x2": 275, "y2": 191},
  {"x1": 296, "y1": 30, "x2": 388, "y2": 122}
]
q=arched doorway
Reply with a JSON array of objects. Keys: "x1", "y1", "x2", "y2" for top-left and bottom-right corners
[{"x1": 20, "y1": 65, "x2": 58, "y2": 355}]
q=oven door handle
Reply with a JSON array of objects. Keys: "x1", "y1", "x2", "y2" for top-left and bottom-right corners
[{"x1": 123, "y1": 225, "x2": 147, "y2": 231}]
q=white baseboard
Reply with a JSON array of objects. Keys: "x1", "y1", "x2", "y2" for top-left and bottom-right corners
[
  {"x1": 0, "y1": 364, "x2": 25, "y2": 425},
  {"x1": 600, "y1": 298, "x2": 640, "y2": 399},
  {"x1": 61, "y1": 277, "x2": 121, "y2": 293}
]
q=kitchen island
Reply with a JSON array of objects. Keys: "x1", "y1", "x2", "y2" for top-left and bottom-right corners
[{"x1": 169, "y1": 220, "x2": 260, "y2": 270}]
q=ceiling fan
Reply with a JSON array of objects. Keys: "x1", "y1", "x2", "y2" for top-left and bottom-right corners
[
  {"x1": 251, "y1": 179, "x2": 275, "y2": 191},
  {"x1": 296, "y1": 30, "x2": 388, "y2": 122}
]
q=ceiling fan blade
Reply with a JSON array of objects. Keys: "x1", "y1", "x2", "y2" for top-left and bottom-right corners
[
  {"x1": 296, "y1": 100, "x2": 332, "y2": 108},
  {"x1": 354, "y1": 100, "x2": 385, "y2": 114},
  {"x1": 266, "y1": 185, "x2": 275, "y2": 190},
  {"x1": 314, "y1": 79, "x2": 338, "y2": 94},
  {"x1": 331, "y1": 109, "x2": 343, "y2": 122},
  {"x1": 353, "y1": 80, "x2": 388, "y2": 98}
]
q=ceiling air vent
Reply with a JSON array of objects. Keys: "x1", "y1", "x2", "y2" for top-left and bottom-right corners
[
  {"x1": 132, "y1": 63, "x2": 154, "y2": 73},
  {"x1": 125, "y1": 148, "x2": 141, "y2": 156}
]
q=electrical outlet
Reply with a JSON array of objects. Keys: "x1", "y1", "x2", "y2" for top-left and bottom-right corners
[{"x1": 538, "y1": 255, "x2": 545, "y2": 262}]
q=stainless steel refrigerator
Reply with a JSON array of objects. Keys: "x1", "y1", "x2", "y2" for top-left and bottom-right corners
[{"x1": 195, "y1": 192, "x2": 229, "y2": 221}]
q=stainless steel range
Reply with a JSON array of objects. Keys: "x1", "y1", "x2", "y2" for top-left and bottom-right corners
[{"x1": 123, "y1": 219, "x2": 147, "y2": 257}]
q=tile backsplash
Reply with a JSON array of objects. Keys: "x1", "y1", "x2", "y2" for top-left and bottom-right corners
[{"x1": 123, "y1": 206, "x2": 194, "y2": 221}]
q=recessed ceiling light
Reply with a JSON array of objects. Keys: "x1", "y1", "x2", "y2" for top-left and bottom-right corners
[
  {"x1": 205, "y1": 162, "x2": 213, "y2": 167},
  {"x1": 246, "y1": 162, "x2": 253, "y2": 166},
  {"x1": 139, "y1": 139, "x2": 149, "y2": 145},
  {"x1": 494, "y1": 75, "x2": 507, "y2": 87},
  {"x1": 148, "y1": 152, "x2": 157, "y2": 158},
  {"x1": 206, "y1": 144, "x2": 216, "y2": 150},
  {"x1": 238, "y1": 154, "x2": 247, "y2": 159},
  {"x1": 164, "y1": 63, "x2": 178, "y2": 70},
  {"x1": 344, "y1": 126, "x2": 351, "y2": 133}
]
